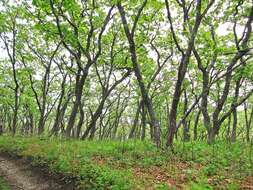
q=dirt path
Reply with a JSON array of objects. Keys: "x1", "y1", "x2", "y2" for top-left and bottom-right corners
[{"x1": 0, "y1": 153, "x2": 74, "y2": 190}]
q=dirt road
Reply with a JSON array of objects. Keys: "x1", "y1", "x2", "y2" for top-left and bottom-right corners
[{"x1": 0, "y1": 153, "x2": 74, "y2": 190}]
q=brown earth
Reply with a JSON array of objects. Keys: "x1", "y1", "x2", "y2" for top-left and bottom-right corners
[{"x1": 0, "y1": 153, "x2": 75, "y2": 190}]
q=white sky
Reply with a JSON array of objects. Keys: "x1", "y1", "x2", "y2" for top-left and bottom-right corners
[{"x1": 0, "y1": 1, "x2": 246, "y2": 63}]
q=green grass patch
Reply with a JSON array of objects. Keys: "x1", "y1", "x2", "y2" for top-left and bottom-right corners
[
  {"x1": 0, "y1": 135, "x2": 252, "y2": 189},
  {"x1": 0, "y1": 177, "x2": 10, "y2": 190}
]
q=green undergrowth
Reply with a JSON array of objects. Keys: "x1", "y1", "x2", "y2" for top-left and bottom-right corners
[
  {"x1": 0, "y1": 177, "x2": 10, "y2": 190},
  {"x1": 0, "y1": 135, "x2": 252, "y2": 190}
]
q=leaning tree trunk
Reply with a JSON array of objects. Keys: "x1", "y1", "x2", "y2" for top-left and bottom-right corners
[
  {"x1": 231, "y1": 108, "x2": 238, "y2": 142},
  {"x1": 38, "y1": 109, "x2": 45, "y2": 135},
  {"x1": 76, "y1": 103, "x2": 85, "y2": 138},
  {"x1": 66, "y1": 70, "x2": 87, "y2": 137},
  {"x1": 231, "y1": 79, "x2": 241, "y2": 142},
  {"x1": 129, "y1": 100, "x2": 141, "y2": 139},
  {"x1": 182, "y1": 90, "x2": 190, "y2": 142},
  {"x1": 12, "y1": 89, "x2": 19, "y2": 135},
  {"x1": 118, "y1": 2, "x2": 161, "y2": 147},
  {"x1": 226, "y1": 115, "x2": 231, "y2": 141},
  {"x1": 141, "y1": 102, "x2": 147, "y2": 141},
  {"x1": 245, "y1": 104, "x2": 253, "y2": 142},
  {"x1": 193, "y1": 110, "x2": 201, "y2": 141}
]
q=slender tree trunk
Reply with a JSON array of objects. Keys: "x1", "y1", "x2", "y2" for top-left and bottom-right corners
[
  {"x1": 129, "y1": 100, "x2": 141, "y2": 139},
  {"x1": 29, "y1": 113, "x2": 34, "y2": 135},
  {"x1": 167, "y1": 49, "x2": 194, "y2": 146},
  {"x1": 12, "y1": 90, "x2": 18, "y2": 135},
  {"x1": 231, "y1": 80, "x2": 241, "y2": 142},
  {"x1": 76, "y1": 103, "x2": 85, "y2": 138},
  {"x1": 3, "y1": 19, "x2": 20, "y2": 136},
  {"x1": 245, "y1": 104, "x2": 253, "y2": 142},
  {"x1": 66, "y1": 70, "x2": 87, "y2": 137},
  {"x1": 183, "y1": 90, "x2": 190, "y2": 141},
  {"x1": 193, "y1": 110, "x2": 201, "y2": 141},
  {"x1": 231, "y1": 109, "x2": 237, "y2": 142},
  {"x1": 231, "y1": 110, "x2": 237, "y2": 142},
  {"x1": 0, "y1": 120, "x2": 3, "y2": 136},
  {"x1": 201, "y1": 71, "x2": 212, "y2": 144},
  {"x1": 38, "y1": 81, "x2": 47, "y2": 135},
  {"x1": 51, "y1": 74, "x2": 67, "y2": 135},
  {"x1": 118, "y1": 3, "x2": 160, "y2": 147},
  {"x1": 166, "y1": 0, "x2": 205, "y2": 148},
  {"x1": 141, "y1": 102, "x2": 147, "y2": 141},
  {"x1": 83, "y1": 96, "x2": 111, "y2": 139},
  {"x1": 38, "y1": 110, "x2": 45, "y2": 135},
  {"x1": 226, "y1": 115, "x2": 231, "y2": 141},
  {"x1": 210, "y1": 4, "x2": 253, "y2": 140}
]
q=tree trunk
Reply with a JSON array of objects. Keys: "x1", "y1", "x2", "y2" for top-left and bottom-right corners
[
  {"x1": 12, "y1": 92, "x2": 18, "y2": 135},
  {"x1": 118, "y1": 3, "x2": 160, "y2": 147},
  {"x1": 246, "y1": 105, "x2": 253, "y2": 142},
  {"x1": 226, "y1": 115, "x2": 231, "y2": 141},
  {"x1": 166, "y1": 0, "x2": 204, "y2": 148},
  {"x1": 231, "y1": 79, "x2": 241, "y2": 142},
  {"x1": 129, "y1": 100, "x2": 141, "y2": 139},
  {"x1": 38, "y1": 110, "x2": 45, "y2": 135},
  {"x1": 193, "y1": 110, "x2": 201, "y2": 141},
  {"x1": 141, "y1": 102, "x2": 147, "y2": 141},
  {"x1": 76, "y1": 103, "x2": 85, "y2": 138},
  {"x1": 182, "y1": 90, "x2": 190, "y2": 141},
  {"x1": 66, "y1": 70, "x2": 87, "y2": 137},
  {"x1": 51, "y1": 74, "x2": 67, "y2": 135},
  {"x1": 231, "y1": 109, "x2": 237, "y2": 142}
]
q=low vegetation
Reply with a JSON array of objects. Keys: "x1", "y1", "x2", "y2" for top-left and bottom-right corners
[
  {"x1": 0, "y1": 136, "x2": 252, "y2": 190},
  {"x1": 0, "y1": 177, "x2": 10, "y2": 190},
  {"x1": 0, "y1": 0, "x2": 253, "y2": 189}
]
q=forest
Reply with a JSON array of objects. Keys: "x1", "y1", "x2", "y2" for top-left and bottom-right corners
[{"x1": 0, "y1": 0, "x2": 253, "y2": 189}]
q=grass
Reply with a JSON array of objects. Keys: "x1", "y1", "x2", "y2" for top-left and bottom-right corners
[
  {"x1": 0, "y1": 177, "x2": 10, "y2": 190},
  {"x1": 0, "y1": 135, "x2": 252, "y2": 189}
]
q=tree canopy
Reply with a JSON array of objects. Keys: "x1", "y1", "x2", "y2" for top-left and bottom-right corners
[{"x1": 0, "y1": 0, "x2": 253, "y2": 148}]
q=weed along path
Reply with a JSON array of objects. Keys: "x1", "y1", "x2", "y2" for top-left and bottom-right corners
[{"x1": 0, "y1": 153, "x2": 73, "y2": 190}]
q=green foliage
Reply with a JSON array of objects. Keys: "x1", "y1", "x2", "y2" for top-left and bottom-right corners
[
  {"x1": 0, "y1": 177, "x2": 10, "y2": 190},
  {"x1": 0, "y1": 0, "x2": 253, "y2": 189},
  {"x1": 0, "y1": 136, "x2": 251, "y2": 189},
  {"x1": 203, "y1": 164, "x2": 217, "y2": 176},
  {"x1": 154, "y1": 183, "x2": 169, "y2": 190},
  {"x1": 186, "y1": 182, "x2": 212, "y2": 190}
]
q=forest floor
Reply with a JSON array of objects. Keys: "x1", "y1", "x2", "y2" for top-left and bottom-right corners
[
  {"x1": 0, "y1": 153, "x2": 73, "y2": 190},
  {"x1": 0, "y1": 136, "x2": 252, "y2": 190}
]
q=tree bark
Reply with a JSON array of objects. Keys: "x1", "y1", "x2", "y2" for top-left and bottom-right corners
[
  {"x1": 66, "y1": 69, "x2": 87, "y2": 137},
  {"x1": 129, "y1": 100, "x2": 142, "y2": 139},
  {"x1": 193, "y1": 110, "x2": 201, "y2": 141},
  {"x1": 166, "y1": 0, "x2": 207, "y2": 147},
  {"x1": 231, "y1": 80, "x2": 241, "y2": 142},
  {"x1": 117, "y1": 2, "x2": 161, "y2": 147}
]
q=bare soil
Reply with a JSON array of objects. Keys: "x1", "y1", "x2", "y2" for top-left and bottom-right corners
[{"x1": 0, "y1": 153, "x2": 75, "y2": 190}]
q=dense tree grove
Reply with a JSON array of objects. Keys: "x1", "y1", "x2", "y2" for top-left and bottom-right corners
[{"x1": 0, "y1": 0, "x2": 253, "y2": 149}]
